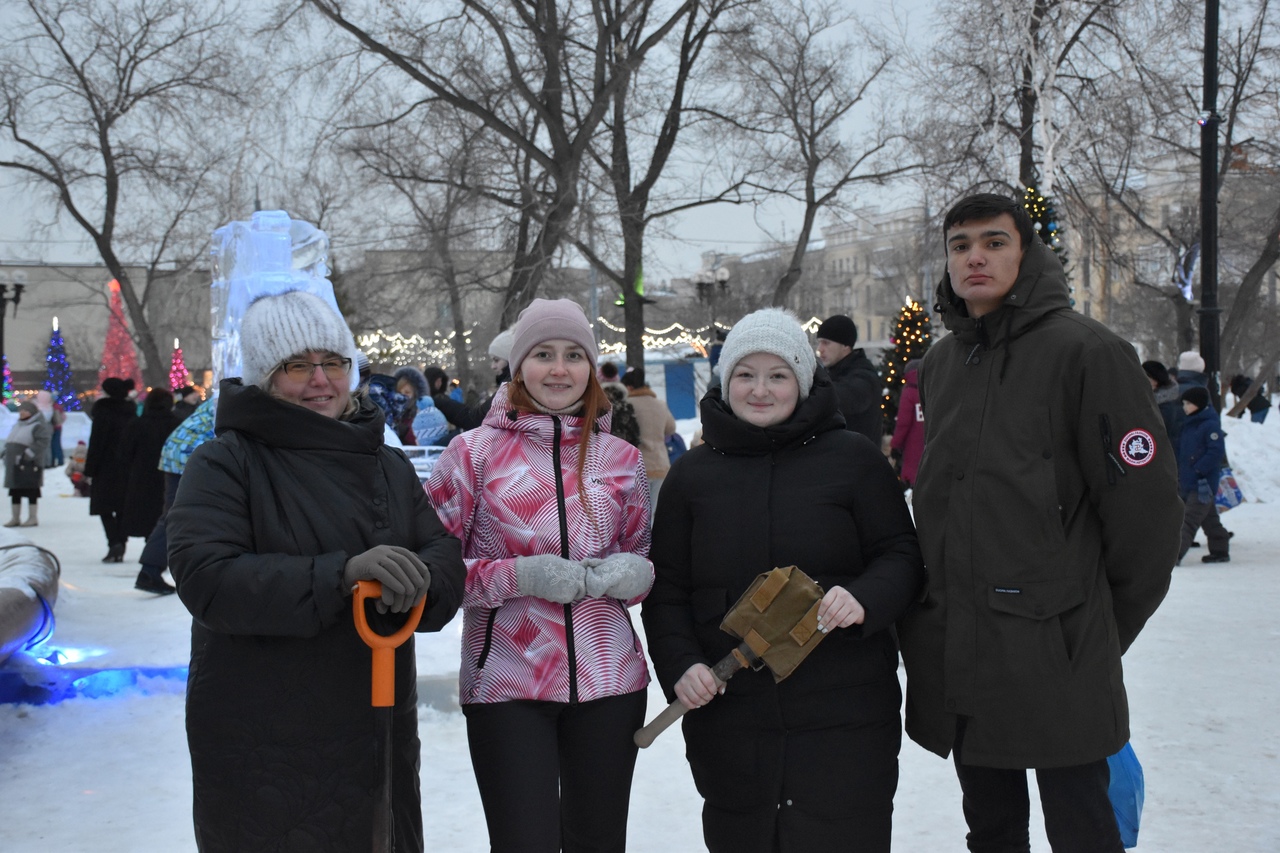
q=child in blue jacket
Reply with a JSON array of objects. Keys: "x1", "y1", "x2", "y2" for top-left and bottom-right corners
[{"x1": 1177, "y1": 386, "x2": 1229, "y2": 563}]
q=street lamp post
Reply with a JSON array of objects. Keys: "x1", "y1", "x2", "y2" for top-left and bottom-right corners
[{"x1": 0, "y1": 279, "x2": 25, "y2": 399}]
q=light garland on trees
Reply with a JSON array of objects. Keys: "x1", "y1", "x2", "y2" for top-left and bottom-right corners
[
  {"x1": 356, "y1": 329, "x2": 476, "y2": 367},
  {"x1": 357, "y1": 316, "x2": 829, "y2": 366},
  {"x1": 878, "y1": 297, "x2": 933, "y2": 425}
]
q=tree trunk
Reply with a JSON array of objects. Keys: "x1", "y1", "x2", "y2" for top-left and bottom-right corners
[
  {"x1": 500, "y1": 178, "x2": 578, "y2": 327},
  {"x1": 1219, "y1": 200, "x2": 1280, "y2": 370},
  {"x1": 1017, "y1": 0, "x2": 1051, "y2": 188}
]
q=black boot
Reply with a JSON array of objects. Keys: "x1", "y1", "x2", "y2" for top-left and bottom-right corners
[
  {"x1": 134, "y1": 567, "x2": 176, "y2": 595},
  {"x1": 1201, "y1": 553, "x2": 1231, "y2": 564},
  {"x1": 102, "y1": 543, "x2": 125, "y2": 563}
]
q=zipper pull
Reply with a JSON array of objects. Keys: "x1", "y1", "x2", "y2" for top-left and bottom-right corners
[{"x1": 1098, "y1": 414, "x2": 1126, "y2": 484}]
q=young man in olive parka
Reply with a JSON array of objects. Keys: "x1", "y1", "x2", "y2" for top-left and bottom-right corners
[{"x1": 900, "y1": 194, "x2": 1183, "y2": 852}]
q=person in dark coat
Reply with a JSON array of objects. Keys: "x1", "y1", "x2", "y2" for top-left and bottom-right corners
[
  {"x1": 1228, "y1": 373, "x2": 1270, "y2": 423},
  {"x1": 1143, "y1": 359, "x2": 1184, "y2": 445},
  {"x1": 431, "y1": 329, "x2": 513, "y2": 432},
  {"x1": 171, "y1": 385, "x2": 201, "y2": 422},
  {"x1": 4, "y1": 401, "x2": 52, "y2": 527},
  {"x1": 889, "y1": 360, "x2": 924, "y2": 487},
  {"x1": 166, "y1": 289, "x2": 465, "y2": 853},
  {"x1": 121, "y1": 388, "x2": 180, "y2": 594},
  {"x1": 84, "y1": 377, "x2": 137, "y2": 562},
  {"x1": 903, "y1": 194, "x2": 1183, "y2": 852},
  {"x1": 1176, "y1": 386, "x2": 1230, "y2": 563},
  {"x1": 645, "y1": 307, "x2": 924, "y2": 853},
  {"x1": 1175, "y1": 349, "x2": 1209, "y2": 396},
  {"x1": 814, "y1": 314, "x2": 883, "y2": 446}
]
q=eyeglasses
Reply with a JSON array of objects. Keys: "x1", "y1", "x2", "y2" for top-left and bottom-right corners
[{"x1": 276, "y1": 357, "x2": 353, "y2": 381}]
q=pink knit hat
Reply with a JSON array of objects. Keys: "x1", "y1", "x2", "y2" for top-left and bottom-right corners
[{"x1": 508, "y1": 299, "x2": 598, "y2": 372}]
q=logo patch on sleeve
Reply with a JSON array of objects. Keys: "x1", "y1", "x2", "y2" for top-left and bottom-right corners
[{"x1": 1119, "y1": 429, "x2": 1156, "y2": 466}]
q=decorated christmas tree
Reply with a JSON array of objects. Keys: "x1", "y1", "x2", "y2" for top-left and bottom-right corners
[
  {"x1": 97, "y1": 279, "x2": 144, "y2": 391},
  {"x1": 1, "y1": 356, "x2": 11, "y2": 404},
  {"x1": 170, "y1": 339, "x2": 191, "y2": 391},
  {"x1": 1023, "y1": 185, "x2": 1068, "y2": 270},
  {"x1": 879, "y1": 298, "x2": 933, "y2": 431},
  {"x1": 43, "y1": 317, "x2": 80, "y2": 410}
]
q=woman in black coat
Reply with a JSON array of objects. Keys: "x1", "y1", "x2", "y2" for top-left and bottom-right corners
[
  {"x1": 120, "y1": 388, "x2": 179, "y2": 538},
  {"x1": 84, "y1": 377, "x2": 137, "y2": 562},
  {"x1": 643, "y1": 308, "x2": 924, "y2": 853},
  {"x1": 167, "y1": 289, "x2": 465, "y2": 853},
  {"x1": 121, "y1": 388, "x2": 180, "y2": 593}
]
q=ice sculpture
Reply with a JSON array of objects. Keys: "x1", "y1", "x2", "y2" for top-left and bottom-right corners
[{"x1": 209, "y1": 210, "x2": 358, "y2": 390}]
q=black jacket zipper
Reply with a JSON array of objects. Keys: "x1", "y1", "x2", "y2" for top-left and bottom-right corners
[{"x1": 552, "y1": 416, "x2": 579, "y2": 704}]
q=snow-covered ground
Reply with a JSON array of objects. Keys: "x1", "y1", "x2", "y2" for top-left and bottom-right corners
[{"x1": 2, "y1": 411, "x2": 1279, "y2": 852}]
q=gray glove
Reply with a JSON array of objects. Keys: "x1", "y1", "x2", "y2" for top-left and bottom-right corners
[
  {"x1": 343, "y1": 545, "x2": 431, "y2": 614},
  {"x1": 515, "y1": 554, "x2": 587, "y2": 604},
  {"x1": 21, "y1": 448, "x2": 33, "y2": 460},
  {"x1": 584, "y1": 553, "x2": 651, "y2": 600}
]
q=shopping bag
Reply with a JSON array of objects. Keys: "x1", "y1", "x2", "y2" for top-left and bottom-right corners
[
  {"x1": 1215, "y1": 466, "x2": 1244, "y2": 513},
  {"x1": 1107, "y1": 742, "x2": 1144, "y2": 849}
]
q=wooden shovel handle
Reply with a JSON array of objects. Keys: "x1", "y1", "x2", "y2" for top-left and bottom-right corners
[{"x1": 633, "y1": 649, "x2": 749, "y2": 748}]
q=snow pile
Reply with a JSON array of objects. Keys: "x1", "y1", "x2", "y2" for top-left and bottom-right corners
[{"x1": 1218, "y1": 410, "x2": 1280, "y2": 504}]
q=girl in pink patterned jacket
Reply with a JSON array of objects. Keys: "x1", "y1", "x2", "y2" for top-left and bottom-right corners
[{"x1": 426, "y1": 298, "x2": 652, "y2": 853}]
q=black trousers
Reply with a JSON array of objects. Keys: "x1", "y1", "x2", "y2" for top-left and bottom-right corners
[
  {"x1": 952, "y1": 719, "x2": 1122, "y2": 853},
  {"x1": 139, "y1": 473, "x2": 183, "y2": 570},
  {"x1": 100, "y1": 510, "x2": 126, "y2": 547},
  {"x1": 1179, "y1": 490, "x2": 1230, "y2": 560},
  {"x1": 463, "y1": 690, "x2": 647, "y2": 853}
]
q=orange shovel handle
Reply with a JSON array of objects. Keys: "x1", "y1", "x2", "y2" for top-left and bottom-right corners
[{"x1": 353, "y1": 580, "x2": 427, "y2": 707}]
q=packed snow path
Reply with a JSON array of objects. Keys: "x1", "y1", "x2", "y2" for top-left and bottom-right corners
[{"x1": 2, "y1": 417, "x2": 1278, "y2": 851}]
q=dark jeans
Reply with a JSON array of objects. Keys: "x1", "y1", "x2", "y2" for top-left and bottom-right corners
[
  {"x1": 139, "y1": 473, "x2": 182, "y2": 570},
  {"x1": 463, "y1": 690, "x2": 647, "y2": 853},
  {"x1": 953, "y1": 719, "x2": 1122, "y2": 853},
  {"x1": 1179, "y1": 490, "x2": 1230, "y2": 561}
]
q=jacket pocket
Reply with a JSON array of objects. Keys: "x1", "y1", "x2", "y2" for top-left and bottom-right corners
[
  {"x1": 987, "y1": 578, "x2": 1086, "y2": 670},
  {"x1": 987, "y1": 579, "x2": 1084, "y2": 620}
]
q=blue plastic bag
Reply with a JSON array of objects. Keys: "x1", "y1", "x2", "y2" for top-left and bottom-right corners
[{"x1": 1107, "y1": 742, "x2": 1144, "y2": 848}]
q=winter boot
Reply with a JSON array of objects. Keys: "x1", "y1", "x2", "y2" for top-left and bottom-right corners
[
  {"x1": 1201, "y1": 553, "x2": 1231, "y2": 564},
  {"x1": 20, "y1": 506, "x2": 38, "y2": 527},
  {"x1": 134, "y1": 567, "x2": 176, "y2": 595},
  {"x1": 3, "y1": 505, "x2": 20, "y2": 527},
  {"x1": 102, "y1": 543, "x2": 125, "y2": 563}
]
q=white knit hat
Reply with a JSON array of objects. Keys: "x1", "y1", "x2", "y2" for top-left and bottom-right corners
[
  {"x1": 240, "y1": 290, "x2": 360, "y2": 390},
  {"x1": 718, "y1": 308, "x2": 817, "y2": 399},
  {"x1": 1177, "y1": 350, "x2": 1205, "y2": 373},
  {"x1": 489, "y1": 328, "x2": 515, "y2": 362}
]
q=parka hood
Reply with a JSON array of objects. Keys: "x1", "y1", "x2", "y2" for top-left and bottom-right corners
[
  {"x1": 700, "y1": 367, "x2": 846, "y2": 456},
  {"x1": 934, "y1": 238, "x2": 1072, "y2": 348},
  {"x1": 214, "y1": 379, "x2": 384, "y2": 453}
]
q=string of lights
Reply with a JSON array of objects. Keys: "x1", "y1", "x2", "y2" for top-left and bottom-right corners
[
  {"x1": 359, "y1": 316, "x2": 829, "y2": 365},
  {"x1": 879, "y1": 297, "x2": 933, "y2": 425}
]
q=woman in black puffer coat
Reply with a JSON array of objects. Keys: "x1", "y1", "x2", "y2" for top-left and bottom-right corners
[
  {"x1": 167, "y1": 290, "x2": 465, "y2": 853},
  {"x1": 644, "y1": 308, "x2": 924, "y2": 853}
]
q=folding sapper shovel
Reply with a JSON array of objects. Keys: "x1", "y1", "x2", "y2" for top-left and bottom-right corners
[
  {"x1": 634, "y1": 565, "x2": 829, "y2": 748},
  {"x1": 353, "y1": 580, "x2": 427, "y2": 853}
]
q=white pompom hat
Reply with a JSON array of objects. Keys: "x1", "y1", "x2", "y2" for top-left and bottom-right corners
[{"x1": 240, "y1": 290, "x2": 360, "y2": 390}]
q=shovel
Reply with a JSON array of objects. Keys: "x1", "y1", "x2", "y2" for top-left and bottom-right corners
[
  {"x1": 353, "y1": 580, "x2": 427, "y2": 853},
  {"x1": 634, "y1": 565, "x2": 828, "y2": 748}
]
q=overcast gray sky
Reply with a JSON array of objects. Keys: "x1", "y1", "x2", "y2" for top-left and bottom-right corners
[{"x1": 0, "y1": 0, "x2": 934, "y2": 287}]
